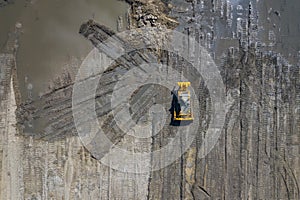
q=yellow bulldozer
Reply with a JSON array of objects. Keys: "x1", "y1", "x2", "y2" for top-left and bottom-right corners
[{"x1": 173, "y1": 82, "x2": 194, "y2": 121}]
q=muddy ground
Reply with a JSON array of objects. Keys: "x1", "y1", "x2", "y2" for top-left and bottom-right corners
[{"x1": 0, "y1": 0, "x2": 299, "y2": 199}]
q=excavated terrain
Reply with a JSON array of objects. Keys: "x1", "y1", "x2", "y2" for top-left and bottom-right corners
[{"x1": 0, "y1": 0, "x2": 299, "y2": 199}]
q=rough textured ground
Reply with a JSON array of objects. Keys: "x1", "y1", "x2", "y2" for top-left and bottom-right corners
[{"x1": 0, "y1": 0, "x2": 299, "y2": 199}]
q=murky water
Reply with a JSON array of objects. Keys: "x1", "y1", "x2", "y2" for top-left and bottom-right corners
[
  {"x1": 0, "y1": 1, "x2": 27, "y2": 50},
  {"x1": 1, "y1": 0, "x2": 129, "y2": 100},
  {"x1": 257, "y1": 0, "x2": 300, "y2": 64}
]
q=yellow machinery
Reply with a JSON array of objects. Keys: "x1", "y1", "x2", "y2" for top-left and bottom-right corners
[{"x1": 173, "y1": 82, "x2": 194, "y2": 121}]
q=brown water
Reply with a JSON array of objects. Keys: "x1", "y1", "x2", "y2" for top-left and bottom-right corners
[{"x1": 1, "y1": 0, "x2": 129, "y2": 100}]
